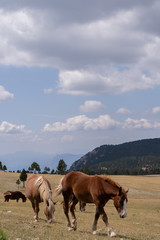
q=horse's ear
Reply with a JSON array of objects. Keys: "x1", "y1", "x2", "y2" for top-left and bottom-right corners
[
  {"x1": 126, "y1": 188, "x2": 129, "y2": 194},
  {"x1": 119, "y1": 187, "x2": 122, "y2": 196}
]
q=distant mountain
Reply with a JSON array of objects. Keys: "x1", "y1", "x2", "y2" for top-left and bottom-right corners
[
  {"x1": 0, "y1": 151, "x2": 82, "y2": 171},
  {"x1": 70, "y1": 138, "x2": 160, "y2": 173}
]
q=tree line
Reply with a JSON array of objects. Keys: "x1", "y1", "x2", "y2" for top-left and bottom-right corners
[
  {"x1": 13, "y1": 159, "x2": 67, "y2": 189},
  {"x1": 0, "y1": 159, "x2": 67, "y2": 175},
  {"x1": 0, "y1": 161, "x2": 7, "y2": 171},
  {"x1": 81, "y1": 166, "x2": 160, "y2": 175}
]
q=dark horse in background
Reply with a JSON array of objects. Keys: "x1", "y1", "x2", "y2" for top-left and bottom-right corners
[
  {"x1": 25, "y1": 175, "x2": 55, "y2": 223},
  {"x1": 55, "y1": 171, "x2": 128, "y2": 237},
  {"x1": 4, "y1": 191, "x2": 26, "y2": 202}
]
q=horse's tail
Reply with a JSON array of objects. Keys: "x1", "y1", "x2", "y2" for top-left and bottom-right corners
[{"x1": 54, "y1": 177, "x2": 64, "y2": 198}]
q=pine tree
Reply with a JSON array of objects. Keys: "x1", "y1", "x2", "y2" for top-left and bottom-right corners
[
  {"x1": 2, "y1": 165, "x2": 7, "y2": 172},
  {"x1": 44, "y1": 166, "x2": 50, "y2": 173},
  {"x1": 20, "y1": 169, "x2": 27, "y2": 188},
  {"x1": 0, "y1": 161, "x2": 2, "y2": 170},
  {"x1": 28, "y1": 162, "x2": 41, "y2": 173},
  {"x1": 56, "y1": 159, "x2": 67, "y2": 174}
]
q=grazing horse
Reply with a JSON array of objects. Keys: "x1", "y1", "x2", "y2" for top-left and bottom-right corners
[
  {"x1": 25, "y1": 175, "x2": 55, "y2": 223},
  {"x1": 54, "y1": 171, "x2": 128, "y2": 237},
  {"x1": 4, "y1": 191, "x2": 26, "y2": 202}
]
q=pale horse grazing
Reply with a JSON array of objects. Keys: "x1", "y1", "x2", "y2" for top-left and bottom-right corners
[{"x1": 25, "y1": 175, "x2": 55, "y2": 223}]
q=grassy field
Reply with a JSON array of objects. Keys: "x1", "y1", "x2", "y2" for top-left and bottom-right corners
[{"x1": 0, "y1": 172, "x2": 160, "y2": 240}]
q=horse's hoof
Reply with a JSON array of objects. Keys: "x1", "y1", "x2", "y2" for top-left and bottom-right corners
[
  {"x1": 34, "y1": 216, "x2": 38, "y2": 221},
  {"x1": 48, "y1": 219, "x2": 54, "y2": 224},
  {"x1": 92, "y1": 231, "x2": 97, "y2": 235},
  {"x1": 68, "y1": 227, "x2": 74, "y2": 231},
  {"x1": 110, "y1": 231, "x2": 116, "y2": 237},
  {"x1": 72, "y1": 224, "x2": 77, "y2": 231}
]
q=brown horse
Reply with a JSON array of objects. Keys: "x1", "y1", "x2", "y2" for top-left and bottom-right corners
[
  {"x1": 54, "y1": 171, "x2": 128, "y2": 237},
  {"x1": 25, "y1": 174, "x2": 55, "y2": 223},
  {"x1": 4, "y1": 191, "x2": 26, "y2": 202}
]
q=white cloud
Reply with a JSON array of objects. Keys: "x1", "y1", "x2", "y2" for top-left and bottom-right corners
[
  {"x1": 84, "y1": 115, "x2": 120, "y2": 130},
  {"x1": 0, "y1": 121, "x2": 31, "y2": 134},
  {"x1": 58, "y1": 70, "x2": 104, "y2": 95},
  {"x1": 0, "y1": 85, "x2": 14, "y2": 102},
  {"x1": 43, "y1": 114, "x2": 119, "y2": 132},
  {"x1": 58, "y1": 68, "x2": 159, "y2": 95},
  {"x1": 0, "y1": 9, "x2": 34, "y2": 66},
  {"x1": 80, "y1": 100, "x2": 104, "y2": 112},
  {"x1": 116, "y1": 108, "x2": 131, "y2": 114},
  {"x1": 0, "y1": 1, "x2": 160, "y2": 96},
  {"x1": 43, "y1": 114, "x2": 160, "y2": 133},
  {"x1": 123, "y1": 118, "x2": 154, "y2": 129},
  {"x1": 44, "y1": 88, "x2": 53, "y2": 94},
  {"x1": 152, "y1": 106, "x2": 160, "y2": 114}
]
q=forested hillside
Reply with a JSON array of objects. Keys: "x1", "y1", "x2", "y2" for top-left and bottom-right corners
[{"x1": 70, "y1": 138, "x2": 160, "y2": 175}]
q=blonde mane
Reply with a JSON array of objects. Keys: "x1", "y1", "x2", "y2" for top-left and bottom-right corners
[{"x1": 35, "y1": 176, "x2": 52, "y2": 201}]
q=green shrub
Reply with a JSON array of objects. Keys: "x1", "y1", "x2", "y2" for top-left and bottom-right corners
[{"x1": 0, "y1": 229, "x2": 8, "y2": 240}]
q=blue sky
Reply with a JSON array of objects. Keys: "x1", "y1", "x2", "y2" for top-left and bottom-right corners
[{"x1": 0, "y1": 0, "x2": 160, "y2": 156}]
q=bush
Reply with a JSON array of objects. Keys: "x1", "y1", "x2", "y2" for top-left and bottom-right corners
[{"x1": 0, "y1": 229, "x2": 8, "y2": 240}]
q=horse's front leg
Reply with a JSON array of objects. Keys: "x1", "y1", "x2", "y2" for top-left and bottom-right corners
[
  {"x1": 32, "y1": 201, "x2": 39, "y2": 222},
  {"x1": 70, "y1": 196, "x2": 78, "y2": 230},
  {"x1": 92, "y1": 207, "x2": 100, "y2": 234},
  {"x1": 35, "y1": 201, "x2": 40, "y2": 221},
  {"x1": 99, "y1": 206, "x2": 116, "y2": 237},
  {"x1": 31, "y1": 201, "x2": 36, "y2": 221}
]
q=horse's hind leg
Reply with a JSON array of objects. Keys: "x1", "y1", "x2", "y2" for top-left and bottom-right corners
[
  {"x1": 63, "y1": 193, "x2": 72, "y2": 231},
  {"x1": 70, "y1": 195, "x2": 78, "y2": 230}
]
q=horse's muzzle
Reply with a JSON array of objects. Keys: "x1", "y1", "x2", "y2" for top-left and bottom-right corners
[{"x1": 119, "y1": 210, "x2": 127, "y2": 218}]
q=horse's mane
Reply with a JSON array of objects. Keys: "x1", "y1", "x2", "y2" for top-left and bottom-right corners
[
  {"x1": 35, "y1": 176, "x2": 52, "y2": 200},
  {"x1": 100, "y1": 175, "x2": 120, "y2": 189}
]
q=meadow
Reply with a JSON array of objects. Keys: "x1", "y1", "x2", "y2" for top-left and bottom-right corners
[{"x1": 0, "y1": 172, "x2": 160, "y2": 240}]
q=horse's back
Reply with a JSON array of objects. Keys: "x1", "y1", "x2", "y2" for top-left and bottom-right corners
[{"x1": 62, "y1": 171, "x2": 90, "y2": 188}]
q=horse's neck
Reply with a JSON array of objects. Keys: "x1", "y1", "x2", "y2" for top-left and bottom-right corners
[
  {"x1": 101, "y1": 175, "x2": 120, "y2": 196},
  {"x1": 101, "y1": 175, "x2": 120, "y2": 188}
]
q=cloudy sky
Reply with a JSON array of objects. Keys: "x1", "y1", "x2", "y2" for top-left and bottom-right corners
[{"x1": 0, "y1": 0, "x2": 160, "y2": 156}]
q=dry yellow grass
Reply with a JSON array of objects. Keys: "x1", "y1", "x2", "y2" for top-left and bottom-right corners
[{"x1": 0, "y1": 172, "x2": 160, "y2": 240}]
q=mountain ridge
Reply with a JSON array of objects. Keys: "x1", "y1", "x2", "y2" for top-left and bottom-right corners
[{"x1": 69, "y1": 138, "x2": 160, "y2": 173}]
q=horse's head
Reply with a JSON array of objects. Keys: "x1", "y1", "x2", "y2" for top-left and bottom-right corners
[
  {"x1": 113, "y1": 187, "x2": 128, "y2": 218},
  {"x1": 44, "y1": 199, "x2": 55, "y2": 223}
]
